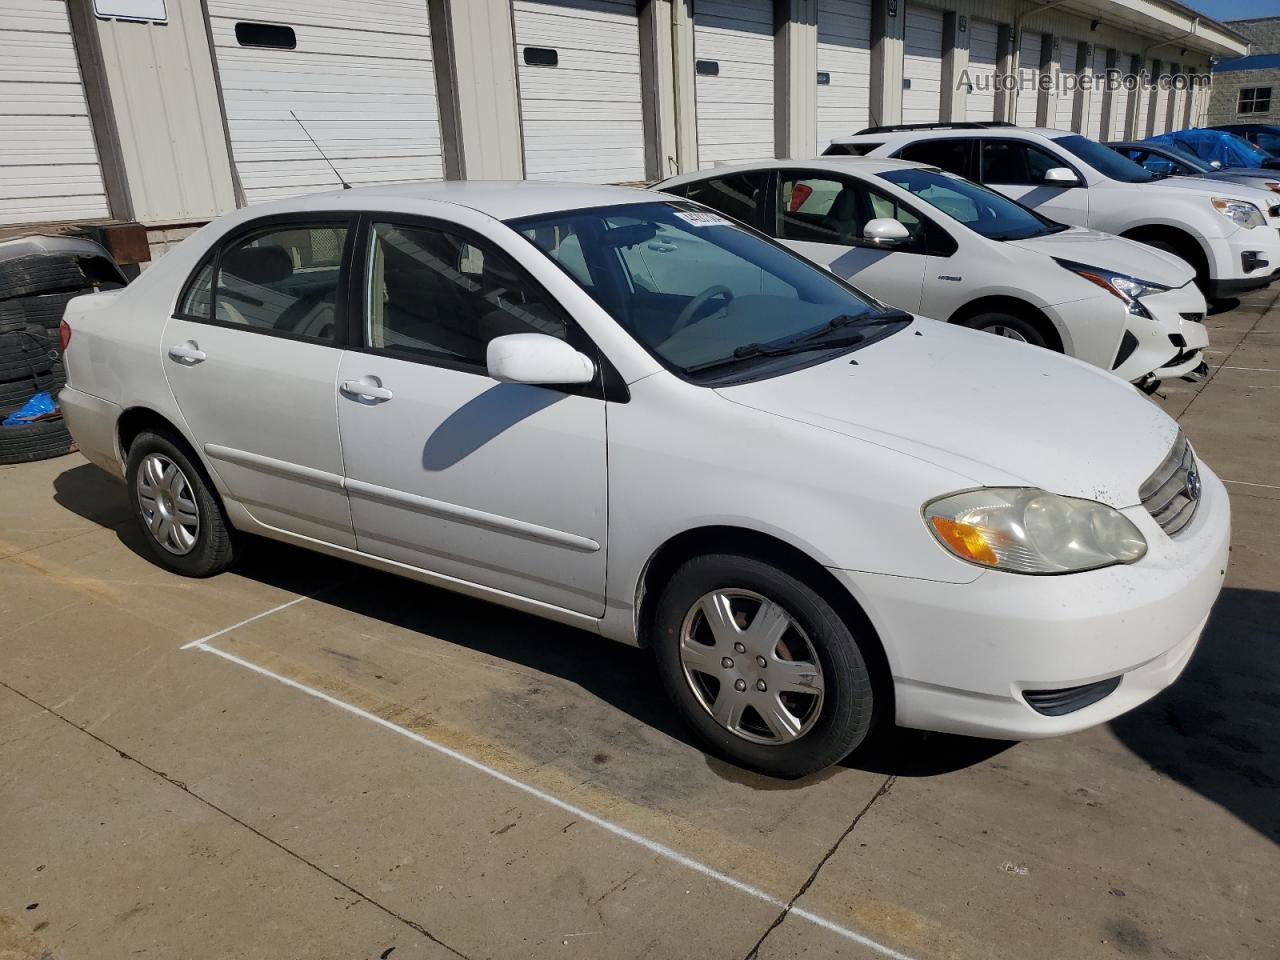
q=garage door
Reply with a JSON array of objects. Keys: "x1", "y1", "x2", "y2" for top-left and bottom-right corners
[
  {"x1": 206, "y1": 0, "x2": 443, "y2": 204},
  {"x1": 1149, "y1": 71, "x2": 1171, "y2": 135},
  {"x1": 816, "y1": 0, "x2": 871, "y2": 152},
  {"x1": 902, "y1": 5, "x2": 944, "y2": 124},
  {"x1": 1168, "y1": 70, "x2": 1188, "y2": 132},
  {"x1": 694, "y1": 0, "x2": 774, "y2": 167},
  {"x1": 1054, "y1": 41, "x2": 1079, "y2": 131},
  {"x1": 1085, "y1": 46, "x2": 1107, "y2": 138},
  {"x1": 0, "y1": 0, "x2": 109, "y2": 225},
  {"x1": 1013, "y1": 32, "x2": 1041, "y2": 126},
  {"x1": 966, "y1": 20, "x2": 1000, "y2": 123},
  {"x1": 514, "y1": 0, "x2": 645, "y2": 183},
  {"x1": 1108, "y1": 55, "x2": 1133, "y2": 140}
]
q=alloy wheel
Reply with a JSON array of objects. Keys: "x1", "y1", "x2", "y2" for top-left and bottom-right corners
[
  {"x1": 988, "y1": 324, "x2": 1029, "y2": 342},
  {"x1": 136, "y1": 453, "x2": 200, "y2": 555},
  {"x1": 678, "y1": 588, "x2": 825, "y2": 745}
]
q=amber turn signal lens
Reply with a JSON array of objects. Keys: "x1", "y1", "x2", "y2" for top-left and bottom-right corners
[{"x1": 928, "y1": 516, "x2": 999, "y2": 566}]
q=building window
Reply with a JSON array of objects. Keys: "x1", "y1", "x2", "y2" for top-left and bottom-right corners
[
  {"x1": 1238, "y1": 87, "x2": 1272, "y2": 115},
  {"x1": 522, "y1": 47, "x2": 558, "y2": 67},
  {"x1": 235, "y1": 22, "x2": 297, "y2": 50}
]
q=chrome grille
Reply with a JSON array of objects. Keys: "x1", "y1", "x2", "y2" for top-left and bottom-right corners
[{"x1": 1139, "y1": 433, "x2": 1201, "y2": 537}]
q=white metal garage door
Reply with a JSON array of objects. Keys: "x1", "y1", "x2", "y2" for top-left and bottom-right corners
[
  {"x1": 1054, "y1": 41, "x2": 1079, "y2": 131},
  {"x1": 902, "y1": 5, "x2": 943, "y2": 125},
  {"x1": 1108, "y1": 55, "x2": 1133, "y2": 140},
  {"x1": 965, "y1": 20, "x2": 1000, "y2": 123},
  {"x1": 694, "y1": 0, "x2": 774, "y2": 167},
  {"x1": 514, "y1": 0, "x2": 645, "y2": 183},
  {"x1": 816, "y1": 0, "x2": 871, "y2": 152},
  {"x1": 1150, "y1": 71, "x2": 1171, "y2": 135},
  {"x1": 1013, "y1": 32, "x2": 1041, "y2": 127},
  {"x1": 206, "y1": 0, "x2": 443, "y2": 204},
  {"x1": 0, "y1": 0, "x2": 109, "y2": 225},
  {"x1": 1085, "y1": 46, "x2": 1107, "y2": 138},
  {"x1": 1168, "y1": 70, "x2": 1188, "y2": 132}
]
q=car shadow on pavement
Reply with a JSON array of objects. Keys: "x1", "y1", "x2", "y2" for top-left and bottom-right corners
[
  {"x1": 1109, "y1": 586, "x2": 1280, "y2": 845},
  {"x1": 55, "y1": 461, "x2": 1274, "y2": 803}
]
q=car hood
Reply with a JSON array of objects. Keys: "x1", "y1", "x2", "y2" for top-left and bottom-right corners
[
  {"x1": 715, "y1": 318, "x2": 1179, "y2": 507},
  {"x1": 1005, "y1": 227, "x2": 1194, "y2": 287},
  {"x1": 1145, "y1": 175, "x2": 1279, "y2": 206}
]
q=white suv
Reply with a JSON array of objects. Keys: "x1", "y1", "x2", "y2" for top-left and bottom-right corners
[
  {"x1": 656, "y1": 158, "x2": 1209, "y2": 386},
  {"x1": 825, "y1": 125, "x2": 1280, "y2": 300}
]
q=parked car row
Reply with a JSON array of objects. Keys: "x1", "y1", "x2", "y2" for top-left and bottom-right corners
[{"x1": 58, "y1": 161, "x2": 1230, "y2": 776}]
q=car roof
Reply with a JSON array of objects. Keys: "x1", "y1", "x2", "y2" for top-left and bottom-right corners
[
  {"x1": 657, "y1": 156, "x2": 931, "y2": 188},
  {"x1": 233, "y1": 180, "x2": 657, "y2": 222},
  {"x1": 828, "y1": 126, "x2": 1073, "y2": 146}
]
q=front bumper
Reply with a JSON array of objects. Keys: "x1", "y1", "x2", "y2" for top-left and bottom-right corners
[
  {"x1": 1112, "y1": 281, "x2": 1209, "y2": 384},
  {"x1": 1206, "y1": 223, "x2": 1280, "y2": 296},
  {"x1": 833, "y1": 462, "x2": 1231, "y2": 740}
]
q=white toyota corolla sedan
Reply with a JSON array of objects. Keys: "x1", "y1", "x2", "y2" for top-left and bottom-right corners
[{"x1": 59, "y1": 182, "x2": 1229, "y2": 777}]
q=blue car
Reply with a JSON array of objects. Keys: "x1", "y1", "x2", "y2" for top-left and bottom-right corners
[{"x1": 1141, "y1": 129, "x2": 1280, "y2": 171}]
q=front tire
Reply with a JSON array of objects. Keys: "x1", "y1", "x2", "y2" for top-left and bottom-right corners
[
  {"x1": 652, "y1": 554, "x2": 875, "y2": 777},
  {"x1": 126, "y1": 430, "x2": 234, "y2": 577},
  {"x1": 961, "y1": 312, "x2": 1050, "y2": 348}
]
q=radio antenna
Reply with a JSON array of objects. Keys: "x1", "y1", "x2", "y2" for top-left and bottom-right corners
[{"x1": 290, "y1": 109, "x2": 350, "y2": 189}]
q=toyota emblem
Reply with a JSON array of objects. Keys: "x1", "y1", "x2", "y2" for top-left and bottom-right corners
[{"x1": 1186, "y1": 464, "x2": 1202, "y2": 501}]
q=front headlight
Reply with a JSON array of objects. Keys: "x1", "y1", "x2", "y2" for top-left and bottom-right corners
[
  {"x1": 1053, "y1": 258, "x2": 1167, "y2": 319},
  {"x1": 924, "y1": 488, "x2": 1147, "y2": 574},
  {"x1": 1211, "y1": 197, "x2": 1266, "y2": 229}
]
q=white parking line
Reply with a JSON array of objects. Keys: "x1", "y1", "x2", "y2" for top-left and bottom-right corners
[
  {"x1": 179, "y1": 594, "x2": 316, "y2": 649},
  {"x1": 1223, "y1": 478, "x2": 1280, "y2": 491},
  {"x1": 186, "y1": 637, "x2": 917, "y2": 960}
]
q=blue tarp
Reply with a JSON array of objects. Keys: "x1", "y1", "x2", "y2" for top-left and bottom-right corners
[{"x1": 1142, "y1": 130, "x2": 1275, "y2": 170}]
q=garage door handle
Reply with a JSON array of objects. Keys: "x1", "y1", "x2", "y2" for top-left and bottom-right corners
[
  {"x1": 340, "y1": 380, "x2": 394, "y2": 402},
  {"x1": 168, "y1": 342, "x2": 206, "y2": 363}
]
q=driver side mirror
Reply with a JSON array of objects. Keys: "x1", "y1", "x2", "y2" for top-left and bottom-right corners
[
  {"x1": 487, "y1": 333, "x2": 595, "y2": 386},
  {"x1": 1042, "y1": 167, "x2": 1080, "y2": 186},
  {"x1": 862, "y1": 218, "x2": 912, "y2": 247}
]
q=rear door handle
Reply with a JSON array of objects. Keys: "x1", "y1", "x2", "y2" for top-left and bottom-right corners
[
  {"x1": 168, "y1": 341, "x2": 206, "y2": 363},
  {"x1": 340, "y1": 379, "x2": 394, "y2": 402}
]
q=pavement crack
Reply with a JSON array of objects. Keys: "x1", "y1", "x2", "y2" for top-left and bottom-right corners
[
  {"x1": 0, "y1": 677, "x2": 473, "y2": 960},
  {"x1": 742, "y1": 774, "x2": 896, "y2": 960}
]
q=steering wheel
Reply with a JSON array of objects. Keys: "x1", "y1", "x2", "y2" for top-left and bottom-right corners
[{"x1": 672, "y1": 285, "x2": 734, "y2": 334}]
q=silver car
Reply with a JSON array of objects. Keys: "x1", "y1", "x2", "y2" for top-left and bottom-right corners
[{"x1": 1106, "y1": 141, "x2": 1280, "y2": 196}]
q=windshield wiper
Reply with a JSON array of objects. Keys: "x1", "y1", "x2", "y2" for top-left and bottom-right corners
[
  {"x1": 824, "y1": 307, "x2": 913, "y2": 330},
  {"x1": 684, "y1": 333, "x2": 874, "y2": 374}
]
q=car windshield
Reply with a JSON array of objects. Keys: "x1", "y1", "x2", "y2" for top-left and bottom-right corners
[
  {"x1": 1053, "y1": 134, "x2": 1156, "y2": 183},
  {"x1": 877, "y1": 167, "x2": 1066, "y2": 240},
  {"x1": 508, "y1": 201, "x2": 905, "y2": 381}
]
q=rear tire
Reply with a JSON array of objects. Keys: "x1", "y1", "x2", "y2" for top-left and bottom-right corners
[
  {"x1": 961, "y1": 311, "x2": 1050, "y2": 348},
  {"x1": 125, "y1": 430, "x2": 234, "y2": 577},
  {"x1": 652, "y1": 553, "x2": 875, "y2": 778}
]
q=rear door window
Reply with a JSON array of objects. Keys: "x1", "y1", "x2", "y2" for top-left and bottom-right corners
[
  {"x1": 177, "y1": 221, "x2": 351, "y2": 343},
  {"x1": 666, "y1": 172, "x2": 769, "y2": 228},
  {"x1": 897, "y1": 139, "x2": 975, "y2": 178}
]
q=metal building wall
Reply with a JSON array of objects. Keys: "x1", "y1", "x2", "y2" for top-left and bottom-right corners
[{"x1": 87, "y1": 4, "x2": 237, "y2": 224}]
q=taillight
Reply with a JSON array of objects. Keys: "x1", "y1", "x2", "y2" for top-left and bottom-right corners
[{"x1": 59, "y1": 319, "x2": 71, "y2": 352}]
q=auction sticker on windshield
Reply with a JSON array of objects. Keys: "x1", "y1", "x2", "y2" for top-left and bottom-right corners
[{"x1": 674, "y1": 210, "x2": 733, "y2": 228}]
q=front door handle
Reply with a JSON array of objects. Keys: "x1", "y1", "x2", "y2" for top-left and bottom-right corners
[
  {"x1": 340, "y1": 378, "x2": 394, "y2": 403},
  {"x1": 168, "y1": 341, "x2": 206, "y2": 364}
]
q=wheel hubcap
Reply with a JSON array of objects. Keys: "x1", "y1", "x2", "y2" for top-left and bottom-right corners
[
  {"x1": 988, "y1": 324, "x2": 1029, "y2": 343},
  {"x1": 136, "y1": 453, "x2": 200, "y2": 555},
  {"x1": 678, "y1": 589, "x2": 825, "y2": 746}
]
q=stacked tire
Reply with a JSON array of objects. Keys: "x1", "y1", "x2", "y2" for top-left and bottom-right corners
[{"x1": 0, "y1": 253, "x2": 123, "y2": 465}]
